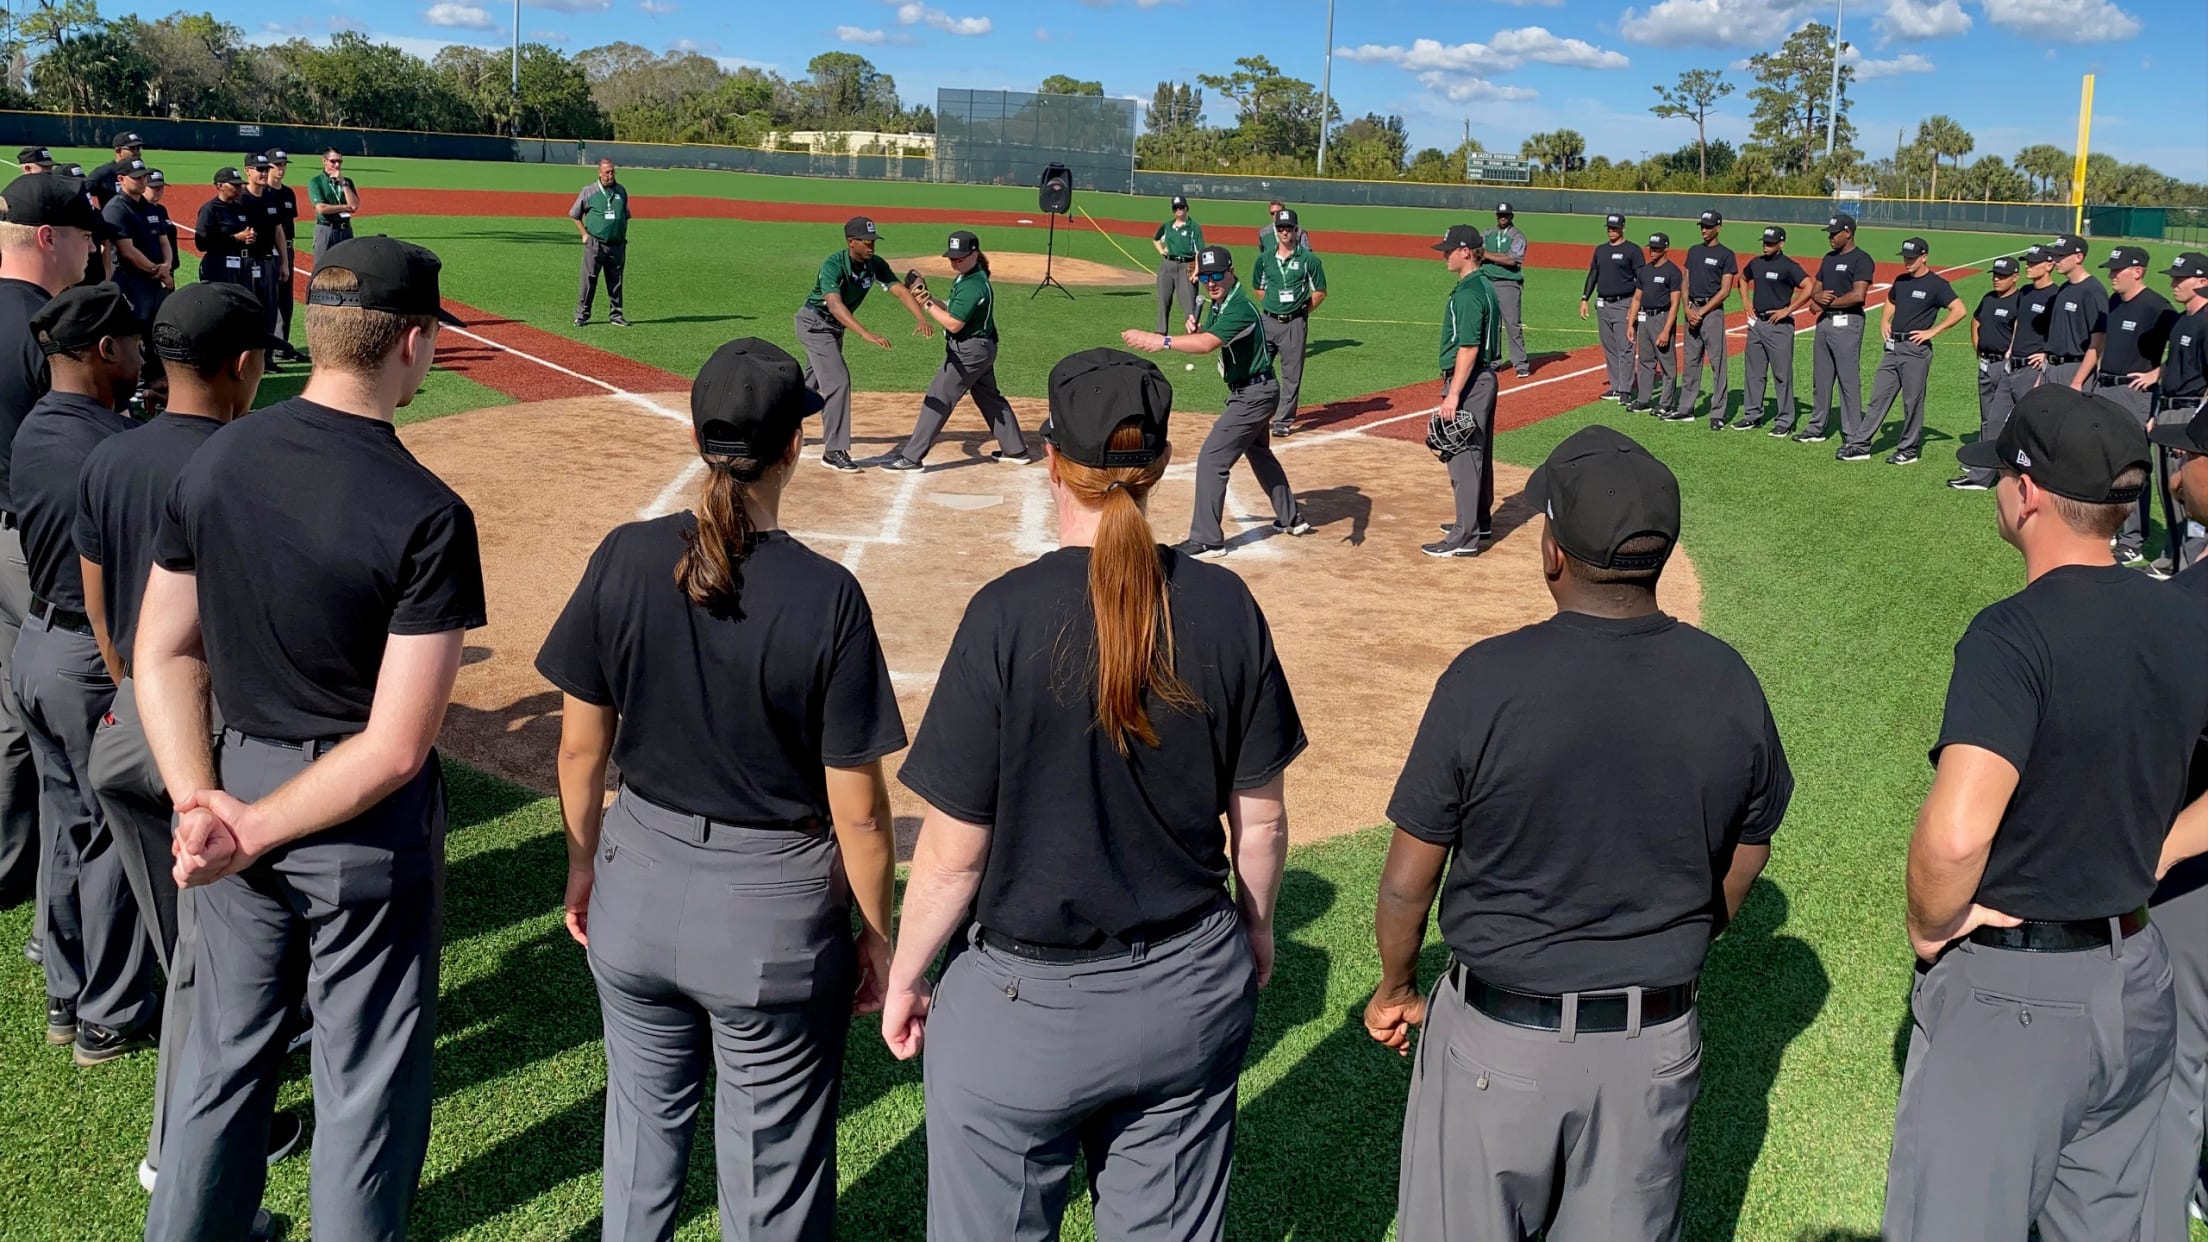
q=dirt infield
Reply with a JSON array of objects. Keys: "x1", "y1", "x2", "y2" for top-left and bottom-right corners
[
  {"x1": 889, "y1": 252, "x2": 1149, "y2": 287},
  {"x1": 407, "y1": 390, "x2": 1701, "y2": 853}
]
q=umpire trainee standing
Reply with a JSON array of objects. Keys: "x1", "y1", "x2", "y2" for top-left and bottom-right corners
[
  {"x1": 2145, "y1": 253, "x2": 2208, "y2": 573},
  {"x1": 1742, "y1": 227, "x2": 1811, "y2": 436},
  {"x1": 1866, "y1": 238, "x2": 1964, "y2": 467},
  {"x1": 884, "y1": 348, "x2": 1303, "y2": 1242},
  {"x1": 1425, "y1": 226, "x2": 1501, "y2": 559},
  {"x1": 2096, "y1": 246, "x2": 2178, "y2": 569},
  {"x1": 570, "y1": 158, "x2": 630, "y2": 329},
  {"x1": 1808, "y1": 213, "x2": 1873, "y2": 458},
  {"x1": 883, "y1": 231, "x2": 1034, "y2": 469},
  {"x1": 2009, "y1": 245, "x2": 2061, "y2": 405},
  {"x1": 101, "y1": 161, "x2": 169, "y2": 330},
  {"x1": 191, "y1": 168, "x2": 254, "y2": 292},
  {"x1": 262, "y1": 151, "x2": 303, "y2": 360},
  {"x1": 792, "y1": 216, "x2": 933, "y2": 475},
  {"x1": 15, "y1": 283, "x2": 153, "y2": 1065},
  {"x1": 1482, "y1": 203, "x2": 1530, "y2": 378},
  {"x1": 1682, "y1": 210, "x2": 1737, "y2": 428},
  {"x1": 1153, "y1": 195, "x2": 1203, "y2": 335},
  {"x1": 1120, "y1": 245, "x2": 1308, "y2": 560},
  {"x1": 306, "y1": 150, "x2": 359, "y2": 273},
  {"x1": 1886, "y1": 385, "x2": 2208, "y2": 1240},
  {"x1": 537, "y1": 337, "x2": 903, "y2": 1241},
  {"x1": 141, "y1": 236, "x2": 481, "y2": 1239},
  {"x1": 1253, "y1": 208, "x2": 1327, "y2": 437},
  {"x1": 1581, "y1": 213, "x2": 1642, "y2": 402},
  {"x1": 1950, "y1": 256, "x2": 2024, "y2": 491},
  {"x1": 239, "y1": 155, "x2": 286, "y2": 368},
  {"x1": 1629, "y1": 232, "x2": 1685, "y2": 418},
  {"x1": 1370, "y1": 423, "x2": 1791, "y2": 1241},
  {"x1": 2038, "y1": 233, "x2": 2108, "y2": 392}
]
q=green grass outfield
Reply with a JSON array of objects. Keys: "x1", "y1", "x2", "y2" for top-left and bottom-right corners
[{"x1": 6, "y1": 151, "x2": 2208, "y2": 1239}]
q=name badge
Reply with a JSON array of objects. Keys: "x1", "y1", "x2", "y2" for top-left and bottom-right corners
[
  {"x1": 336, "y1": 211, "x2": 352, "y2": 221},
  {"x1": 1278, "y1": 289, "x2": 1295, "y2": 303},
  {"x1": 1979, "y1": 359, "x2": 1990, "y2": 373},
  {"x1": 604, "y1": 210, "x2": 617, "y2": 220},
  {"x1": 224, "y1": 256, "x2": 241, "y2": 269},
  {"x1": 1638, "y1": 311, "x2": 1649, "y2": 321},
  {"x1": 1833, "y1": 315, "x2": 1851, "y2": 326},
  {"x1": 1883, "y1": 338, "x2": 1895, "y2": 351}
]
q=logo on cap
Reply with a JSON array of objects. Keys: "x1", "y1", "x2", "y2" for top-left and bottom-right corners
[{"x1": 2016, "y1": 450, "x2": 2032, "y2": 468}]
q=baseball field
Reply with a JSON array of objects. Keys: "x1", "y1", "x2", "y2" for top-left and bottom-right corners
[{"x1": 0, "y1": 148, "x2": 2200, "y2": 1240}]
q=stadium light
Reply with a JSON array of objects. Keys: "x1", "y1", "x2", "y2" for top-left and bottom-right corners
[{"x1": 1315, "y1": 0, "x2": 1335, "y2": 177}]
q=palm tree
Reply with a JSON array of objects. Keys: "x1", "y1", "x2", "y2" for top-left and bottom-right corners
[{"x1": 1914, "y1": 115, "x2": 1973, "y2": 199}]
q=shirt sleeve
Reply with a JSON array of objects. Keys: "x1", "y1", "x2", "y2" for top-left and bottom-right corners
[
  {"x1": 1190, "y1": 224, "x2": 1205, "y2": 250},
  {"x1": 1307, "y1": 253, "x2": 1327, "y2": 293},
  {"x1": 1930, "y1": 617, "x2": 2044, "y2": 771},
  {"x1": 389, "y1": 500, "x2": 488, "y2": 636},
  {"x1": 1154, "y1": 223, "x2": 1167, "y2": 241},
  {"x1": 944, "y1": 274, "x2": 987, "y2": 324},
  {"x1": 568, "y1": 187, "x2": 591, "y2": 220},
  {"x1": 533, "y1": 538, "x2": 612, "y2": 706},
  {"x1": 151, "y1": 474, "x2": 195, "y2": 573},
  {"x1": 897, "y1": 599, "x2": 1003, "y2": 824},
  {"x1": 1387, "y1": 662, "x2": 1473, "y2": 845},
  {"x1": 1721, "y1": 249, "x2": 1739, "y2": 275},
  {"x1": 1510, "y1": 232, "x2": 1527, "y2": 263},
  {"x1": 2089, "y1": 286, "x2": 2111, "y2": 333},
  {"x1": 1232, "y1": 602, "x2": 1306, "y2": 789},
  {"x1": 1737, "y1": 695, "x2": 1794, "y2": 846},
  {"x1": 73, "y1": 460, "x2": 103, "y2": 567},
  {"x1": 1934, "y1": 277, "x2": 1959, "y2": 308},
  {"x1": 822, "y1": 582, "x2": 908, "y2": 767}
]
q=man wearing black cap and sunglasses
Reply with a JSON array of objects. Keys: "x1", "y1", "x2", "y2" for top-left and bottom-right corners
[
  {"x1": 1886, "y1": 385, "x2": 2208, "y2": 1241},
  {"x1": 86, "y1": 131, "x2": 143, "y2": 206},
  {"x1": 141, "y1": 236, "x2": 482, "y2": 1240},
  {"x1": 1582, "y1": 213, "x2": 1642, "y2": 402},
  {"x1": 2039, "y1": 232, "x2": 2108, "y2": 394},
  {"x1": 1483, "y1": 203, "x2": 1530, "y2": 378},
  {"x1": 1371, "y1": 423, "x2": 1790, "y2": 1241},
  {"x1": 1741, "y1": 226, "x2": 1812, "y2": 435},
  {"x1": 2096, "y1": 245, "x2": 2179, "y2": 571},
  {"x1": 1810, "y1": 213, "x2": 1874, "y2": 459},
  {"x1": 1681, "y1": 210, "x2": 1737, "y2": 428},
  {"x1": 793, "y1": 215, "x2": 932, "y2": 474},
  {"x1": 1865, "y1": 237, "x2": 1963, "y2": 467}
]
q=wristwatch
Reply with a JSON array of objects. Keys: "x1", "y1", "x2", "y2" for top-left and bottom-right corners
[{"x1": 1163, "y1": 334, "x2": 1172, "y2": 349}]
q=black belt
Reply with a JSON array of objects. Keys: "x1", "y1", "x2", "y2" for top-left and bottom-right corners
[
  {"x1": 1979, "y1": 350, "x2": 2011, "y2": 360},
  {"x1": 619, "y1": 782, "x2": 823, "y2": 840},
  {"x1": 2044, "y1": 353, "x2": 2082, "y2": 365},
  {"x1": 1227, "y1": 373, "x2": 1277, "y2": 393},
  {"x1": 1263, "y1": 309, "x2": 1306, "y2": 321},
  {"x1": 1968, "y1": 908, "x2": 2149, "y2": 953},
  {"x1": 2096, "y1": 372, "x2": 2139, "y2": 386},
  {"x1": 1165, "y1": 255, "x2": 1195, "y2": 263},
  {"x1": 28, "y1": 595, "x2": 92, "y2": 636},
  {"x1": 979, "y1": 898, "x2": 1222, "y2": 964},
  {"x1": 1450, "y1": 960, "x2": 1696, "y2": 1034}
]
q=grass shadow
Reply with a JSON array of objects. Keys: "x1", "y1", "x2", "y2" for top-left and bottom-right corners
[{"x1": 1306, "y1": 338, "x2": 1361, "y2": 358}]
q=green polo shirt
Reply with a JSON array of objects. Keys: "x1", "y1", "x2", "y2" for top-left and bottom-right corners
[
  {"x1": 1481, "y1": 225, "x2": 1525, "y2": 284},
  {"x1": 805, "y1": 250, "x2": 899, "y2": 313},
  {"x1": 1440, "y1": 269, "x2": 1502, "y2": 375},
  {"x1": 1154, "y1": 218, "x2": 1203, "y2": 260},
  {"x1": 571, "y1": 181, "x2": 630, "y2": 244},
  {"x1": 943, "y1": 269, "x2": 997, "y2": 342},
  {"x1": 1200, "y1": 284, "x2": 1274, "y2": 387},
  {"x1": 307, "y1": 172, "x2": 354, "y2": 217},
  {"x1": 1252, "y1": 245, "x2": 1327, "y2": 317}
]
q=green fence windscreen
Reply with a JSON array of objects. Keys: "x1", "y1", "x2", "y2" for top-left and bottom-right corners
[{"x1": 936, "y1": 90, "x2": 1137, "y2": 196}]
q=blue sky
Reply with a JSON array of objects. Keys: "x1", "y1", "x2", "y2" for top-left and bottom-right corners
[{"x1": 227, "y1": 0, "x2": 2208, "y2": 180}]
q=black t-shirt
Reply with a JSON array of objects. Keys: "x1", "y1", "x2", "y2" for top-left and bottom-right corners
[
  {"x1": 101, "y1": 193, "x2": 163, "y2": 279},
  {"x1": 86, "y1": 161, "x2": 120, "y2": 205},
  {"x1": 269, "y1": 185, "x2": 299, "y2": 241},
  {"x1": 12, "y1": 392, "x2": 134, "y2": 609},
  {"x1": 1744, "y1": 253, "x2": 1808, "y2": 314},
  {"x1": 76, "y1": 412, "x2": 222, "y2": 659},
  {"x1": 0, "y1": 279, "x2": 52, "y2": 515},
  {"x1": 1974, "y1": 289, "x2": 2021, "y2": 355},
  {"x1": 2102, "y1": 288, "x2": 2177, "y2": 376},
  {"x1": 146, "y1": 202, "x2": 176, "y2": 259},
  {"x1": 1933, "y1": 564, "x2": 2208, "y2": 919},
  {"x1": 152, "y1": 398, "x2": 486, "y2": 740},
  {"x1": 240, "y1": 189, "x2": 284, "y2": 256},
  {"x1": 535, "y1": 519, "x2": 907, "y2": 826},
  {"x1": 1815, "y1": 247, "x2": 1871, "y2": 319},
  {"x1": 2165, "y1": 304, "x2": 2208, "y2": 399},
  {"x1": 1684, "y1": 243, "x2": 1738, "y2": 302},
  {"x1": 2046, "y1": 275, "x2": 2110, "y2": 357},
  {"x1": 1389, "y1": 611, "x2": 1792, "y2": 993},
  {"x1": 1635, "y1": 259, "x2": 1683, "y2": 315},
  {"x1": 899, "y1": 547, "x2": 1306, "y2": 948},
  {"x1": 193, "y1": 199, "x2": 251, "y2": 259},
  {"x1": 1887, "y1": 270, "x2": 1957, "y2": 337},
  {"x1": 1583, "y1": 241, "x2": 1642, "y2": 299},
  {"x1": 2013, "y1": 281, "x2": 2060, "y2": 357}
]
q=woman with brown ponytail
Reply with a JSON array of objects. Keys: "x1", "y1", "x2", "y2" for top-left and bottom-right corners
[
  {"x1": 883, "y1": 347, "x2": 1304, "y2": 1241},
  {"x1": 534, "y1": 337, "x2": 905, "y2": 1242}
]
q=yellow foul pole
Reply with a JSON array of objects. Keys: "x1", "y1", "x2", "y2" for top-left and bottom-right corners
[{"x1": 2072, "y1": 74, "x2": 2094, "y2": 234}]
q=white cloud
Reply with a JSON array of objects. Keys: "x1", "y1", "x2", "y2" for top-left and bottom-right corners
[
  {"x1": 1981, "y1": 0, "x2": 2141, "y2": 42},
  {"x1": 1336, "y1": 28, "x2": 1630, "y2": 75},
  {"x1": 1618, "y1": 0, "x2": 1823, "y2": 48},
  {"x1": 1843, "y1": 47, "x2": 1937, "y2": 78},
  {"x1": 1417, "y1": 72, "x2": 1540, "y2": 103},
  {"x1": 892, "y1": 1, "x2": 991, "y2": 35},
  {"x1": 638, "y1": 0, "x2": 675, "y2": 12},
  {"x1": 1489, "y1": 27, "x2": 1632, "y2": 68},
  {"x1": 1876, "y1": 0, "x2": 1970, "y2": 40},
  {"x1": 527, "y1": 27, "x2": 567, "y2": 39},
  {"x1": 424, "y1": 3, "x2": 495, "y2": 29},
  {"x1": 670, "y1": 36, "x2": 717, "y2": 53},
  {"x1": 838, "y1": 25, "x2": 886, "y2": 43}
]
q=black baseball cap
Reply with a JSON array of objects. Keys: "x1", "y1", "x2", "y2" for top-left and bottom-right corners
[
  {"x1": 1647, "y1": 232, "x2": 1670, "y2": 250},
  {"x1": 1432, "y1": 224, "x2": 1483, "y2": 252},
  {"x1": 57, "y1": 163, "x2": 83, "y2": 178},
  {"x1": 110, "y1": 130, "x2": 142, "y2": 150},
  {"x1": 1170, "y1": 194, "x2": 1188, "y2": 209},
  {"x1": 1762, "y1": 226, "x2": 1786, "y2": 244},
  {"x1": 2099, "y1": 244, "x2": 2148, "y2": 272},
  {"x1": 943, "y1": 230, "x2": 979, "y2": 258},
  {"x1": 2024, "y1": 244, "x2": 2051, "y2": 265},
  {"x1": 115, "y1": 157, "x2": 148, "y2": 181},
  {"x1": 1991, "y1": 257, "x2": 2020, "y2": 277},
  {"x1": 243, "y1": 153, "x2": 271, "y2": 171},
  {"x1": 2046, "y1": 232, "x2": 2084, "y2": 258},
  {"x1": 14, "y1": 146, "x2": 50, "y2": 167},
  {"x1": 1604, "y1": 213, "x2": 1625, "y2": 229},
  {"x1": 1523, "y1": 425, "x2": 1680, "y2": 571},
  {"x1": 30, "y1": 283, "x2": 139, "y2": 356},
  {"x1": 264, "y1": 149, "x2": 289, "y2": 165},
  {"x1": 1957, "y1": 385, "x2": 2149, "y2": 503},
  {"x1": 1, "y1": 174, "x2": 96, "y2": 230},
  {"x1": 1273, "y1": 208, "x2": 1298, "y2": 228},
  {"x1": 1826, "y1": 213, "x2": 1856, "y2": 235},
  {"x1": 844, "y1": 215, "x2": 878, "y2": 241},
  {"x1": 1041, "y1": 349, "x2": 1171, "y2": 469},
  {"x1": 2165, "y1": 252, "x2": 2208, "y2": 280},
  {"x1": 152, "y1": 282, "x2": 286, "y2": 365},
  {"x1": 1195, "y1": 245, "x2": 1234, "y2": 275},
  {"x1": 689, "y1": 338, "x2": 821, "y2": 459},
  {"x1": 1900, "y1": 237, "x2": 1929, "y2": 259},
  {"x1": 145, "y1": 169, "x2": 165, "y2": 187},
  {"x1": 307, "y1": 236, "x2": 465, "y2": 325},
  {"x1": 1698, "y1": 210, "x2": 1722, "y2": 227},
  {"x1": 212, "y1": 166, "x2": 242, "y2": 186},
  {"x1": 1495, "y1": 202, "x2": 1514, "y2": 217}
]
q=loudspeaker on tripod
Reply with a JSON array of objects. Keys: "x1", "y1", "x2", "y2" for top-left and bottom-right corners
[{"x1": 1038, "y1": 164, "x2": 1073, "y2": 216}]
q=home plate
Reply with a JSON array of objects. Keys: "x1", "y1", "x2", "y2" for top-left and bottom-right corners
[{"x1": 927, "y1": 493, "x2": 1005, "y2": 511}]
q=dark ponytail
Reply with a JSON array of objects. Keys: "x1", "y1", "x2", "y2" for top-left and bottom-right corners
[{"x1": 673, "y1": 434, "x2": 785, "y2": 615}]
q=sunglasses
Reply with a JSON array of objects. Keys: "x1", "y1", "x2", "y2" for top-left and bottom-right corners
[{"x1": 1196, "y1": 272, "x2": 1228, "y2": 284}]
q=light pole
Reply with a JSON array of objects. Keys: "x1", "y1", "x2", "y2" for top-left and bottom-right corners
[
  {"x1": 511, "y1": 0, "x2": 521, "y2": 139},
  {"x1": 1314, "y1": 0, "x2": 1335, "y2": 176},
  {"x1": 1824, "y1": 0, "x2": 1844, "y2": 161}
]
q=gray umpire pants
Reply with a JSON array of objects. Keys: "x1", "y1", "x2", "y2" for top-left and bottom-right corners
[
  {"x1": 898, "y1": 336, "x2": 1029, "y2": 464},
  {"x1": 1398, "y1": 970, "x2": 1702, "y2": 1241},
  {"x1": 1869, "y1": 339, "x2": 1936, "y2": 455},
  {"x1": 2100, "y1": 382, "x2": 2156, "y2": 557},
  {"x1": 16, "y1": 614, "x2": 147, "y2": 1030},
  {"x1": 1809, "y1": 314, "x2": 1866, "y2": 444},
  {"x1": 1962, "y1": 358, "x2": 2020, "y2": 486},
  {"x1": 923, "y1": 904, "x2": 1256, "y2": 1242},
  {"x1": 1155, "y1": 257, "x2": 1196, "y2": 334},
  {"x1": 248, "y1": 256, "x2": 286, "y2": 347},
  {"x1": 1596, "y1": 297, "x2": 1633, "y2": 395},
  {"x1": 1743, "y1": 316, "x2": 1797, "y2": 431},
  {"x1": 2152, "y1": 866, "x2": 2208, "y2": 1241},
  {"x1": 1882, "y1": 927, "x2": 2175, "y2": 1242},
  {"x1": 793, "y1": 307, "x2": 857, "y2": 457},
  {"x1": 2046, "y1": 359, "x2": 2095, "y2": 392},
  {"x1": 1493, "y1": 280, "x2": 1526, "y2": 370},
  {"x1": 578, "y1": 236, "x2": 626, "y2": 321},
  {"x1": 1188, "y1": 377, "x2": 1297, "y2": 548},
  {"x1": 2007, "y1": 358, "x2": 2050, "y2": 408},
  {"x1": 0, "y1": 524, "x2": 36, "y2": 920},
  {"x1": 1679, "y1": 308, "x2": 1729, "y2": 426},
  {"x1": 1634, "y1": 311, "x2": 1678, "y2": 412},
  {"x1": 1443, "y1": 371, "x2": 1498, "y2": 537},
  {"x1": 1260, "y1": 312, "x2": 1308, "y2": 429},
  {"x1": 587, "y1": 789, "x2": 853, "y2": 1242},
  {"x1": 309, "y1": 218, "x2": 353, "y2": 272},
  {"x1": 146, "y1": 733, "x2": 445, "y2": 1242}
]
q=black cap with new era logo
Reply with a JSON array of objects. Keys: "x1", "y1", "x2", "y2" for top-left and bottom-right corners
[
  {"x1": 1827, "y1": 212, "x2": 1857, "y2": 234},
  {"x1": 1699, "y1": 210, "x2": 1723, "y2": 227},
  {"x1": 1605, "y1": 213, "x2": 1625, "y2": 229},
  {"x1": 2165, "y1": 252, "x2": 2208, "y2": 281},
  {"x1": 1042, "y1": 348, "x2": 1171, "y2": 470},
  {"x1": 844, "y1": 215, "x2": 878, "y2": 240},
  {"x1": 1524, "y1": 425, "x2": 1680, "y2": 571},
  {"x1": 307, "y1": 236, "x2": 465, "y2": 325},
  {"x1": 943, "y1": 230, "x2": 979, "y2": 259},
  {"x1": 1763, "y1": 226, "x2": 1787, "y2": 244},
  {"x1": 1900, "y1": 237, "x2": 1929, "y2": 259},
  {"x1": 1195, "y1": 245, "x2": 1233, "y2": 274},
  {"x1": 690, "y1": 337, "x2": 823, "y2": 462},
  {"x1": 1957, "y1": 386, "x2": 2149, "y2": 503},
  {"x1": 2099, "y1": 245, "x2": 2149, "y2": 272},
  {"x1": 1432, "y1": 224, "x2": 1483, "y2": 253}
]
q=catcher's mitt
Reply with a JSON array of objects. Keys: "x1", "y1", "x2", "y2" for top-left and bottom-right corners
[
  {"x1": 1426, "y1": 406, "x2": 1483, "y2": 463},
  {"x1": 902, "y1": 268, "x2": 931, "y2": 301}
]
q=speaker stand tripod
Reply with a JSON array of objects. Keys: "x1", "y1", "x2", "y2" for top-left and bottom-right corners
[{"x1": 1032, "y1": 213, "x2": 1074, "y2": 300}]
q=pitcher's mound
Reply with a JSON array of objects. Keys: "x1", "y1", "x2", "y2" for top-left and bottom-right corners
[{"x1": 889, "y1": 252, "x2": 1148, "y2": 287}]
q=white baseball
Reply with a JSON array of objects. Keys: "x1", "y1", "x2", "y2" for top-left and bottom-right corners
[{"x1": 1184, "y1": 363, "x2": 1195, "y2": 371}]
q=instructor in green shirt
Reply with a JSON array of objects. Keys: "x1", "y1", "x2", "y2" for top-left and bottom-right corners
[
  {"x1": 569, "y1": 158, "x2": 630, "y2": 328},
  {"x1": 306, "y1": 149, "x2": 359, "y2": 275},
  {"x1": 1428, "y1": 224, "x2": 1504, "y2": 559},
  {"x1": 881, "y1": 230, "x2": 1034, "y2": 470},
  {"x1": 1483, "y1": 203, "x2": 1530, "y2": 377},
  {"x1": 792, "y1": 216, "x2": 933, "y2": 473},
  {"x1": 1253, "y1": 208, "x2": 1328, "y2": 438},
  {"x1": 1153, "y1": 195, "x2": 1204, "y2": 335}
]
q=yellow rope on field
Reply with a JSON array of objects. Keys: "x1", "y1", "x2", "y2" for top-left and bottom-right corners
[{"x1": 1075, "y1": 207, "x2": 1157, "y2": 272}]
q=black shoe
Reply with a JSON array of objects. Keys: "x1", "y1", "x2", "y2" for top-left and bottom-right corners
[
  {"x1": 1794, "y1": 432, "x2": 1829, "y2": 443},
  {"x1": 1946, "y1": 476, "x2": 1990, "y2": 491},
  {"x1": 1603, "y1": 391, "x2": 1626, "y2": 403},
  {"x1": 279, "y1": 345, "x2": 307, "y2": 362},
  {"x1": 1271, "y1": 421, "x2": 1294, "y2": 438},
  {"x1": 1422, "y1": 537, "x2": 1481, "y2": 558},
  {"x1": 262, "y1": 357, "x2": 284, "y2": 374},
  {"x1": 1885, "y1": 449, "x2": 1921, "y2": 466},
  {"x1": 1272, "y1": 519, "x2": 1312, "y2": 536},
  {"x1": 46, "y1": 996, "x2": 75, "y2": 1045},
  {"x1": 75, "y1": 1018, "x2": 155, "y2": 1066},
  {"x1": 821, "y1": 451, "x2": 862, "y2": 473},
  {"x1": 609, "y1": 314, "x2": 629, "y2": 328},
  {"x1": 1170, "y1": 539, "x2": 1228, "y2": 560},
  {"x1": 1836, "y1": 446, "x2": 1872, "y2": 462},
  {"x1": 1660, "y1": 409, "x2": 1695, "y2": 422},
  {"x1": 991, "y1": 449, "x2": 1038, "y2": 465},
  {"x1": 879, "y1": 454, "x2": 924, "y2": 471},
  {"x1": 573, "y1": 315, "x2": 589, "y2": 327},
  {"x1": 1515, "y1": 366, "x2": 1531, "y2": 379}
]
